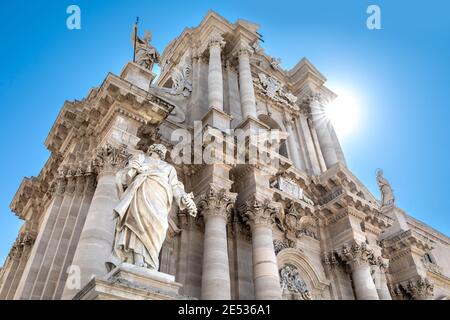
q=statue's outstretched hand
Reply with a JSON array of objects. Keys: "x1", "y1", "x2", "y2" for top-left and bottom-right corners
[{"x1": 182, "y1": 193, "x2": 197, "y2": 217}]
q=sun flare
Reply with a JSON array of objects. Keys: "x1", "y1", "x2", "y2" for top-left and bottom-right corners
[{"x1": 325, "y1": 88, "x2": 361, "y2": 138}]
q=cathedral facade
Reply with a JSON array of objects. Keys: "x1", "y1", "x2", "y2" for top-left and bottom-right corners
[{"x1": 0, "y1": 11, "x2": 449, "y2": 300}]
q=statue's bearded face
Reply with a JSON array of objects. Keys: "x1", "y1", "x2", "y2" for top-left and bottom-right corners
[{"x1": 148, "y1": 144, "x2": 167, "y2": 159}]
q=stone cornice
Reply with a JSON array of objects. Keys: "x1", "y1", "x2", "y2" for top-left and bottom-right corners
[{"x1": 380, "y1": 229, "x2": 434, "y2": 256}]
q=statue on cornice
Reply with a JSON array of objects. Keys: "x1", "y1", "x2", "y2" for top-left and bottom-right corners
[
  {"x1": 109, "y1": 144, "x2": 197, "y2": 270},
  {"x1": 131, "y1": 23, "x2": 160, "y2": 72},
  {"x1": 376, "y1": 169, "x2": 395, "y2": 207}
]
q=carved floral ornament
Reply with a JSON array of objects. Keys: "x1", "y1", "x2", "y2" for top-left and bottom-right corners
[
  {"x1": 273, "y1": 202, "x2": 318, "y2": 245},
  {"x1": 257, "y1": 73, "x2": 299, "y2": 109},
  {"x1": 279, "y1": 264, "x2": 312, "y2": 300},
  {"x1": 169, "y1": 54, "x2": 193, "y2": 97},
  {"x1": 9, "y1": 231, "x2": 36, "y2": 259}
]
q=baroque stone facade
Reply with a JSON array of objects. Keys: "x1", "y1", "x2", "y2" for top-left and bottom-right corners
[{"x1": 1, "y1": 11, "x2": 449, "y2": 300}]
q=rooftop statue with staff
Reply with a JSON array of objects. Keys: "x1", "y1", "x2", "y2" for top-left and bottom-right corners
[{"x1": 131, "y1": 17, "x2": 160, "y2": 72}]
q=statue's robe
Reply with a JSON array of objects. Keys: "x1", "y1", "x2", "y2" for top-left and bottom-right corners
[{"x1": 111, "y1": 153, "x2": 185, "y2": 270}]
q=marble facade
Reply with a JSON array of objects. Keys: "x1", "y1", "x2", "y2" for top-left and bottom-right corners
[{"x1": 1, "y1": 11, "x2": 449, "y2": 300}]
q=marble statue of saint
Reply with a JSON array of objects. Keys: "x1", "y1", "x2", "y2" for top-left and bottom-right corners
[
  {"x1": 131, "y1": 25, "x2": 160, "y2": 71},
  {"x1": 376, "y1": 169, "x2": 395, "y2": 206},
  {"x1": 110, "y1": 144, "x2": 197, "y2": 270}
]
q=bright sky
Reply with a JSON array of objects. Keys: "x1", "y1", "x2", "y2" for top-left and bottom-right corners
[{"x1": 0, "y1": 0, "x2": 449, "y2": 263}]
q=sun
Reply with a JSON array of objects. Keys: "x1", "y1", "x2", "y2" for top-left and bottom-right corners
[{"x1": 325, "y1": 87, "x2": 361, "y2": 138}]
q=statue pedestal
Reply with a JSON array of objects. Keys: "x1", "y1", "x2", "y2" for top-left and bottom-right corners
[
  {"x1": 73, "y1": 263, "x2": 192, "y2": 300},
  {"x1": 120, "y1": 61, "x2": 156, "y2": 92}
]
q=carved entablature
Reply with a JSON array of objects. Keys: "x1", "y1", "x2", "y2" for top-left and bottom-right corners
[
  {"x1": 272, "y1": 175, "x2": 315, "y2": 207},
  {"x1": 279, "y1": 264, "x2": 312, "y2": 300},
  {"x1": 197, "y1": 185, "x2": 237, "y2": 220},
  {"x1": 312, "y1": 164, "x2": 383, "y2": 217},
  {"x1": 273, "y1": 202, "x2": 318, "y2": 244},
  {"x1": 255, "y1": 73, "x2": 299, "y2": 112},
  {"x1": 380, "y1": 229, "x2": 434, "y2": 261}
]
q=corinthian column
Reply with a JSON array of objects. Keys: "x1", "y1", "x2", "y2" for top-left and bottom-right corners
[
  {"x1": 207, "y1": 32, "x2": 225, "y2": 111},
  {"x1": 198, "y1": 186, "x2": 237, "y2": 300},
  {"x1": 340, "y1": 242, "x2": 379, "y2": 300},
  {"x1": 62, "y1": 144, "x2": 129, "y2": 300},
  {"x1": 241, "y1": 198, "x2": 282, "y2": 300},
  {"x1": 238, "y1": 45, "x2": 257, "y2": 119}
]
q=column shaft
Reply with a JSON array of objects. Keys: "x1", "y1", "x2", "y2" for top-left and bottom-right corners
[
  {"x1": 62, "y1": 169, "x2": 118, "y2": 299},
  {"x1": 251, "y1": 225, "x2": 281, "y2": 300},
  {"x1": 208, "y1": 44, "x2": 224, "y2": 110},
  {"x1": 201, "y1": 214, "x2": 231, "y2": 299},
  {"x1": 351, "y1": 264, "x2": 380, "y2": 300},
  {"x1": 238, "y1": 51, "x2": 257, "y2": 119}
]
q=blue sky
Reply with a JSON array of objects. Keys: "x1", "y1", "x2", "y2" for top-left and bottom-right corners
[{"x1": 0, "y1": 0, "x2": 449, "y2": 263}]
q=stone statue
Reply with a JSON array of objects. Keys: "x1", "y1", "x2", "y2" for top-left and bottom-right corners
[
  {"x1": 131, "y1": 25, "x2": 160, "y2": 71},
  {"x1": 110, "y1": 144, "x2": 197, "y2": 270},
  {"x1": 376, "y1": 169, "x2": 395, "y2": 206}
]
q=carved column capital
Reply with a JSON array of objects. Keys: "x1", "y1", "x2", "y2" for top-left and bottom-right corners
[
  {"x1": 236, "y1": 43, "x2": 254, "y2": 58},
  {"x1": 339, "y1": 242, "x2": 375, "y2": 269},
  {"x1": 405, "y1": 276, "x2": 434, "y2": 300},
  {"x1": 207, "y1": 32, "x2": 226, "y2": 50},
  {"x1": 376, "y1": 256, "x2": 390, "y2": 273},
  {"x1": 93, "y1": 143, "x2": 131, "y2": 173},
  {"x1": 197, "y1": 185, "x2": 237, "y2": 221},
  {"x1": 240, "y1": 197, "x2": 278, "y2": 228}
]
